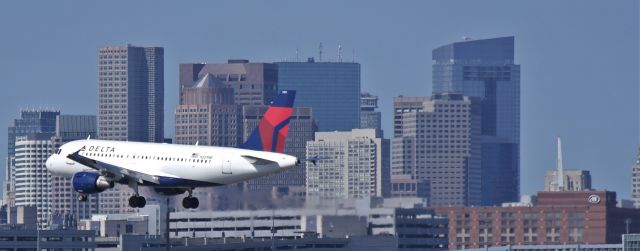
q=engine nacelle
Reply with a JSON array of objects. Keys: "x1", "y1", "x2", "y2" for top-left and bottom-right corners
[{"x1": 72, "y1": 172, "x2": 114, "y2": 194}]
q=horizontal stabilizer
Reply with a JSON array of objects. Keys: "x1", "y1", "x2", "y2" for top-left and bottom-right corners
[
  {"x1": 241, "y1": 155, "x2": 276, "y2": 166},
  {"x1": 300, "y1": 155, "x2": 326, "y2": 166}
]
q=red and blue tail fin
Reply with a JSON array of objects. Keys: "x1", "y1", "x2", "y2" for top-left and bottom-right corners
[{"x1": 240, "y1": 90, "x2": 296, "y2": 153}]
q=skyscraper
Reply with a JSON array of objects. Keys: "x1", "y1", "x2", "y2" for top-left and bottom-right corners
[
  {"x1": 98, "y1": 45, "x2": 164, "y2": 213},
  {"x1": 306, "y1": 129, "x2": 388, "y2": 199},
  {"x1": 98, "y1": 45, "x2": 164, "y2": 142},
  {"x1": 179, "y1": 60, "x2": 278, "y2": 106},
  {"x1": 14, "y1": 133, "x2": 58, "y2": 228},
  {"x1": 632, "y1": 147, "x2": 640, "y2": 208},
  {"x1": 5, "y1": 110, "x2": 59, "y2": 207},
  {"x1": 543, "y1": 137, "x2": 592, "y2": 192},
  {"x1": 392, "y1": 96, "x2": 430, "y2": 139},
  {"x1": 392, "y1": 93, "x2": 481, "y2": 206},
  {"x1": 360, "y1": 92, "x2": 382, "y2": 134},
  {"x1": 56, "y1": 115, "x2": 97, "y2": 140},
  {"x1": 175, "y1": 73, "x2": 243, "y2": 147},
  {"x1": 51, "y1": 115, "x2": 98, "y2": 221},
  {"x1": 432, "y1": 36, "x2": 520, "y2": 205},
  {"x1": 276, "y1": 59, "x2": 360, "y2": 132},
  {"x1": 544, "y1": 170, "x2": 592, "y2": 192}
]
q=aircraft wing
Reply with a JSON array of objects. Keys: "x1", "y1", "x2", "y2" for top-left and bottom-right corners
[{"x1": 66, "y1": 150, "x2": 160, "y2": 184}]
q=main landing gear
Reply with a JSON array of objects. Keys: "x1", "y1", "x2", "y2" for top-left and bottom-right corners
[
  {"x1": 129, "y1": 195, "x2": 146, "y2": 208},
  {"x1": 182, "y1": 188, "x2": 199, "y2": 209},
  {"x1": 128, "y1": 180, "x2": 146, "y2": 208}
]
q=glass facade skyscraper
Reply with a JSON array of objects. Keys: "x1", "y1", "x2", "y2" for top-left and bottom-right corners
[
  {"x1": 276, "y1": 60, "x2": 360, "y2": 132},
  {"x1": 98, "y1": 45, "x2": 164, "y2": 143},
  {"x1": 56, "y1": 115, "x2": 97, "y2": 141},
  {"x1": 360, "y1": 92, "x2": 382, "y2": 135},
  {"x1": 7, "y1": 110, "x2": 59, "y2": 157},
  {"x1": 432, "y1": 36, "x2": 520, "y2": 205}
]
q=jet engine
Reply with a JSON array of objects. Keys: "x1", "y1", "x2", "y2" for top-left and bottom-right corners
[{"x1": 72, "y1": 172, "x2": 114, "y2": 194}]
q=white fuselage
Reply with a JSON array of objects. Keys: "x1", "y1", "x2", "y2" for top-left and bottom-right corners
[{"x1": 45, "y1": 139, "x2": 299, "y2": 187}]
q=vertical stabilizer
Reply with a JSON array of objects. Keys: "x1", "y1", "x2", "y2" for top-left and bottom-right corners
[{"x1": 240, "y1": 90, "x2": 296, "y2": 153}]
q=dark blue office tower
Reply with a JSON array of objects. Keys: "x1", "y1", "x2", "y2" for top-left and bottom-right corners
[
  {"x1": 7, "y1": 110, "x2": 59, "y2": 159},
  {"x1": 432, "y1": 36, "x2": 520, "y2": 205},
  {"x1": 276, "y1": 59, "x2": 360, "y2": 132}
]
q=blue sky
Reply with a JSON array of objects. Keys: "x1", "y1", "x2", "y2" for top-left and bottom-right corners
[{"x1": 0, "y1": 0, "x2": 637, "y2": 198}]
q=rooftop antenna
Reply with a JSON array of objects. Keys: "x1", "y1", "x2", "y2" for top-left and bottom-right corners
[
  {"x1": 319, "y1": 42, "x2": 323, "y2": 62},
  {"x1": 352, "y1": 49, "x2": 356, "y2": 62},
  {"x1": 557, "y1": 137, "x2": 565, "y2": 191},
  {"x1": 296, "y1": 48, "x2": 300, "y2": 62},
  {"x1": 338, "y1": 44, "x2": 343, "y2": 62}
]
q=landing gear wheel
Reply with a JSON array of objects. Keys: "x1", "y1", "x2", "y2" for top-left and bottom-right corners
[
  {"x1": 77, "y1": 194, "x2": 88, "y2": 202},
  {"x1": 191, "y1": 197, "x2": 199, "y2": 209},
  {"x1": 137, "y1": 196, "x2": 146, "y2": 208},
  {"x1": 182, "y1": 197, "x2": 199, "y2": 209},
  {"x1": 128, "y1": 195, "x2": 146, "y2": 208}
]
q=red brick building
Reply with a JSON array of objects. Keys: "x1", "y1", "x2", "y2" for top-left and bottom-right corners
[{"x1": 435, "y1": 191, "x2": 640, "y2": 250}]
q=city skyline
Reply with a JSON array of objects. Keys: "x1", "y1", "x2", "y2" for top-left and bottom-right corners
[{"x1": 0, "y1": 0, "x2": 637, "y2": 199}]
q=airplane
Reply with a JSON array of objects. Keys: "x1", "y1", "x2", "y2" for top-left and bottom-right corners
[{"x1": 46, "y1": 90, "x2": 300, "y2": 209}]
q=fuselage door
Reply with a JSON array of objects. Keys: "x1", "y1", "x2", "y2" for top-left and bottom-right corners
[{"x1": 222, "y1": 159, "x2": 232, "y2": 174}]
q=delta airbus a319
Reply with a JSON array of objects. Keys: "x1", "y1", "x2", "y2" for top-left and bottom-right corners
[{"x1": 45, "y1": 90, "x2": 300, "y2": 209}]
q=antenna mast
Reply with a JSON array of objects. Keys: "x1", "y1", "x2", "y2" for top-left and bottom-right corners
[
  {"x1": 319, "y1": 42, "x2": 323, "y2": 62},
  {"x1": 352, "y1": 49, "x2": 356, "y2": 62},
  {"x1": 557, "y1": 137, "x2": 565, "y2": 191},
  {"x1": 338, "y1": 44, "x2": 342, "y2": 62}
]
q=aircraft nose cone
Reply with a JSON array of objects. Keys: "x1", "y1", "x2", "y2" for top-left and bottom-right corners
[{"x1": 45, "y1": 156, "x2": 52, "y2": 170}]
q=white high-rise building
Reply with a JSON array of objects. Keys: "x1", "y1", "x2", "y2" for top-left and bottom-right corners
[
  {"x1": 14, "y1": 133, "x2": 59, "y2": 228},
  {"x1": 305, "y1": 129, "x2": 389, "y2": 199},
  {"x1": 632, "y1": 147, "x2": 640, "y2": 208}
]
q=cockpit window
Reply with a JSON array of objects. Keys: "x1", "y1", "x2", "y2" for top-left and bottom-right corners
[{"x1": 56, "y1": 149, "x2": 62, "y2": 155}]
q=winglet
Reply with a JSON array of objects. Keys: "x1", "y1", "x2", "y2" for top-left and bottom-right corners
[{"x1": 87, "y1": 135, "x2": 91, "y2": 140}]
